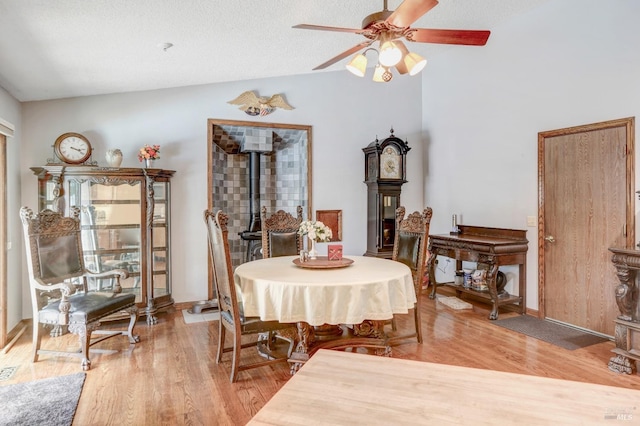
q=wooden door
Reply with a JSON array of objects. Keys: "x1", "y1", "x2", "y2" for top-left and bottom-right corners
[{"x1": 538, "y1": 118, "x2": 634, "y2": 337}]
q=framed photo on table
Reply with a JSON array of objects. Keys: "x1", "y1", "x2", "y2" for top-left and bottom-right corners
[{"x1": 316, "y1": 210, "x2": 342, "y2": 241}]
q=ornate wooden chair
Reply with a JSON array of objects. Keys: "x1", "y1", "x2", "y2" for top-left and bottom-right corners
[
  {"x1": 204, "y1": 209, "x2": 296, "y2": 382},
  {"x1": 389, "y1": 206, "x2": 433, "y2": 345},
  {"x1": 20, "y1": 207, "x2": 139, "y2": 371},
  {"x1": 260, "y1": 206, "x2": 304, "y2": 258}
]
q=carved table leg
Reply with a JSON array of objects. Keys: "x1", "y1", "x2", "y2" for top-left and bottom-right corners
[
  {"x1": 428, "y1": 249, "x2": 439, "y2": 300},
  {"x1": 608, "y1": 354, "x2": 636, "y2": 375},
  {"x1": 289, "y1": 322, "x2": 315, "y2": 374},
  {"x1": 314, "y1": 323, "x2": 343, "y2": 337},
  {"x1": 486, "y1": 263, "x2": 500, "y2": 320},
  {"x1": 353, "y1": 320, "x2": 385, "y2": 339},
  {"x1": 608, "y1": 321, "x2": 638, "y2": 375},
  {"x1": 355, "y1": 320, "x2": 391, "y2": 355}
]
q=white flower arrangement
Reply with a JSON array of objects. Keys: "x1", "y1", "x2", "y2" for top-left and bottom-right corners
[{"x1": 298, "y1": 220, "x2": 332, "y2": 242}]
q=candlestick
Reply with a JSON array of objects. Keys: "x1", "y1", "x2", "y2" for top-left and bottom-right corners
[{"x1": 450, "y1": 214, "x2": 460, "y2": 235}]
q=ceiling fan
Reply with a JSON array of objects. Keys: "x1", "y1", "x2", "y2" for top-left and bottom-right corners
[{"x1": 293, "y1": 0, "x2": 490, "y2": 82}]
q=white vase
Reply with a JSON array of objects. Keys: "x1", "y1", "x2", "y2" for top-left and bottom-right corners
[
  {"x1": 308, "y1": 239, "x2": 318, "y2": 260},
  {"x1": 105, "y1": 149, "x2": 123, "y2": 167},
  {"x1": 143, "y1": 158, "x2": 154, "y2": 168}
]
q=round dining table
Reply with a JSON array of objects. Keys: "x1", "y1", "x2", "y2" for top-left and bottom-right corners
[
  {"x1": 234, "y1": 255, "x2": 415, "y2": 324},
  {"x1": 233, "y1": 255, "x2": 416, "y2": 365}
]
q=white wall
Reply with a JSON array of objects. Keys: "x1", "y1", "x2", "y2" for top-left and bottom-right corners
[
  {"x1": 422, "y1": 0, "x2": 640, "y2": 308},
  {"x1": 20, "y1": 71, "x2": 424, "y2": 315},
  {"x1": 0, "y1": 85, "x2": 23, "y2": 331}
]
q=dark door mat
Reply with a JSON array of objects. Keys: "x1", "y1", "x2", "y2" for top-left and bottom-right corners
[{"x1": 494, "y1": 315, "x2": 610, "y2": 350}]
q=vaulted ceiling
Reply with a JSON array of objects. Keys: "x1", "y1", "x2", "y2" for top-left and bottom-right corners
[{"x1": 0, "y1": 0, "x2": 549, "y2": 102}]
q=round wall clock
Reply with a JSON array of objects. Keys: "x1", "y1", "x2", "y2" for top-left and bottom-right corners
[{"x1": 54, "y1": 132, "x2": 92, "y2": 164}]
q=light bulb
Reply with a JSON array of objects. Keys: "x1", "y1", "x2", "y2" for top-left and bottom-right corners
[{"x1": 378, "y1": 41, "x2": 402, "y2": 67}]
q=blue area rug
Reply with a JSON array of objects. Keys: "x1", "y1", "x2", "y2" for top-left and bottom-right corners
[{"x1": 0, "y1": 372, "x2": 85, "y2": 426}]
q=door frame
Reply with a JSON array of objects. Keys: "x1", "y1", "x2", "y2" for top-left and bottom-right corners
[
  {"x1": 206, "y1": 119, "x2": 313, "y2": 301},
  {"x1": 537, "y1": 117, "x2": 635, "y2": 319},
  {"x1": 0, "y1": 126, "x2": 8, "y2": 348}
]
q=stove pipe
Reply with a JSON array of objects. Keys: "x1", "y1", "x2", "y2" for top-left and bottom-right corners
[{"x1": 247, "y1": 152, "x2": 261, "y2": 232}]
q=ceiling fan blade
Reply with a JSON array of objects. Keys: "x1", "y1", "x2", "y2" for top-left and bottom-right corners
[
  {"x1": 293, "y1": 24, "x2": 362, "y2": 34},
  {"x1": 409, "y1": 29, "x2": 490, "y2": 46},
  {"x1": 387, "y1": 0, "x2": 439, "y2": 28},
  {"x1": 312, "y1": 41, "x2": 373, "y2": 70}
]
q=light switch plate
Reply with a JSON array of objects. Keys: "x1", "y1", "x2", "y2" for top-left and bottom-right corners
[{"x1": 527, "y1": 216, "x2": 537, "y2": 227}]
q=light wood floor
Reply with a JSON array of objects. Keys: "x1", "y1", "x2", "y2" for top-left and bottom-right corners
[{"x1": 1, "y1": 290, "x2": 639, "y2": 425}]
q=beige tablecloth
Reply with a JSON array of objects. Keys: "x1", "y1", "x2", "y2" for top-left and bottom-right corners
[{"x1": 234, "y1": 255, "x2": 416, "y2": 326}]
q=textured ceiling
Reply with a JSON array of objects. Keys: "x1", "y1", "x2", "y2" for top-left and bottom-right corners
[{"x1": 0, "y1": 0, "x2": 549, "y2": 102}]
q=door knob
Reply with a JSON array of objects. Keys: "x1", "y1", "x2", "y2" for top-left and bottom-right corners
[{"x1": 544, "y1": 235, "x2": 556, "y2": 243}]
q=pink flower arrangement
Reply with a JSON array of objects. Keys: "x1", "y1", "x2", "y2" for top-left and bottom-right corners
[{"x1": 137, "y1": 144, "x2": 160, "y2": 162}]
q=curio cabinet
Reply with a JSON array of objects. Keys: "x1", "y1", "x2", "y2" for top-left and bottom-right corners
[{"x1": 31, "y1": 165, "x2": 175, "y2": 324}]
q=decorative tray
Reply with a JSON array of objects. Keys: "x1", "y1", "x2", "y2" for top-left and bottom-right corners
[{"x1": 292, "y1": 256, "x2": 354, "y2": 269}]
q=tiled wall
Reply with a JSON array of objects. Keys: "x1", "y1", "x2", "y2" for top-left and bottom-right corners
[{"x1": 211, "y1": 123, "x2": 309, "y2": 267}]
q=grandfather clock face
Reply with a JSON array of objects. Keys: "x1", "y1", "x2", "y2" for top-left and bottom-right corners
[{"x1": 380, "y1": 145, "x2": 401, "y2": 180}]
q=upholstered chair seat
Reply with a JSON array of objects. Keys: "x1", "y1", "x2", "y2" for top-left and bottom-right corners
[{"x1": 38, "y1": 292, "x2": 136, "y2": 325}]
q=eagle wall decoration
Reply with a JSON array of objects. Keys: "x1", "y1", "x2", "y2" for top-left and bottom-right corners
[{"x1": 227, "y1": 91, "x2": 294, "y2": 116}]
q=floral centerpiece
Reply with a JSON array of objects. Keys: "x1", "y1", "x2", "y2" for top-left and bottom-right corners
[
  {"x1": 137, "y1": 144, "x2": 161, "y2": 163},
  {"x1": 298, "y1": 220, "x2": 332, "y2": 242},
  {"x1": 298, "y1": 220, "x2": 332, "y2": 259}
]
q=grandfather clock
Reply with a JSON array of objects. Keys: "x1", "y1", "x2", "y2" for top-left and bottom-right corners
[{"x1": 363, "y1": 129, "x2": 411, "y2": 258}]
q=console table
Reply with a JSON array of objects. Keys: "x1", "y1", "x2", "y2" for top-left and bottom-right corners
[
  {"x1": 428, "y1": 225, "x2": 528, "y2": 319},
  {"x1": 608, "y1": 247, "x2": 640, "y2": 375}
]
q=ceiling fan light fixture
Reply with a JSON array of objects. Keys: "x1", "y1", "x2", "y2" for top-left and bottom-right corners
[
  {"x1": 294, "y1": 0, "x2": 491, "y2": 77},
  {"x1": 346, "y1": 54, "x2": 368, "y2": 77},
  {"x1": 404, "y1": 52, "x2": 427, "y2": 76},
  {"x1": 378, "y1": 40, "x2": 402, "y2": 67}
]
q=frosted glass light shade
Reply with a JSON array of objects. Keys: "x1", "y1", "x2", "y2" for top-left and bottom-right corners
[
  {"x1": 378, "y1": 41, "x2": 402, "y2": 67},
  {"x1": 372, "y1": 66, "x2": 392, "y2": 82},
  {"x1": 404, "y1": 52, "x2": 427, "y2": 76},
  {"x1": 372, "y1": 65, "x2": 386, "y2": 83},
  {"x1": 346, "y1": 54, "x2": 367, "y2": 77}
]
